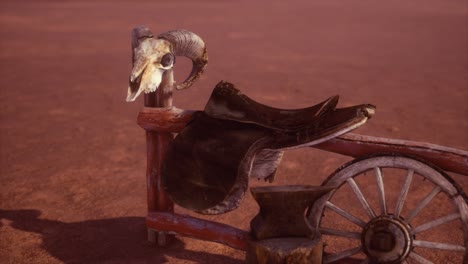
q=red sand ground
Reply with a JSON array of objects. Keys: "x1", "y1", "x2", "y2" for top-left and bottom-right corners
[{"x1": 1, "y1": 0, "x2": 467, "y2": 263}]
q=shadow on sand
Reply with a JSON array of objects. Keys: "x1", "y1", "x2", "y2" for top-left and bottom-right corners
[{"x1": 0, "y1": 209, "x2": 242, "y2": 264}]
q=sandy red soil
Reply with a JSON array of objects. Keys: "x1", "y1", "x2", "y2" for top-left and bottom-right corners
[{"x1": 1, "y1": 0, "x2": 467, "y2": 263}]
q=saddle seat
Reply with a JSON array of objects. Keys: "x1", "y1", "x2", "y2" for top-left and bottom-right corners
[
  {"x1": 162, "y1": 81, "x2": 375, "y2": 215},
  {"x1": 204, "y1": 81, "x2": 339, "y2": 131}
]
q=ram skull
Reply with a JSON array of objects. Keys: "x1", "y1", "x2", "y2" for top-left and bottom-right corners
[{"x1": 126, "y1": 26, "x2": 208, "y2": 102}]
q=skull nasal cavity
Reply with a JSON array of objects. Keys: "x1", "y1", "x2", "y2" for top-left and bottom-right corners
[{"x1": 161, "y1": 53, "x2": 175, "y2": 67}]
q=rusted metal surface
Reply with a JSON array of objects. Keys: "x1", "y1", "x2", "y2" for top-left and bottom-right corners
[
  {"x1": 362, "y1": 215, "x2": 413, "y2": 263},
  {"x1": 250, "y1": 185, "x2": 333, "y2": 240},
  {"x1": 314, "y1": 133, "x2": 468, "y2": 176},
  {"x1": 146, "y1": 212, "x2": 249, "y2": 250}
]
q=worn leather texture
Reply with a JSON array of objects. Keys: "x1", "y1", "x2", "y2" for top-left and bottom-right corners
[{"x1": 162, "y1": 81, "x2": 375, "y2": 214}]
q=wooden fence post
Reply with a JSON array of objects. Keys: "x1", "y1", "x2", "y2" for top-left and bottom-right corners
[{"x1": 143, "y1": 70, "x2": 175, "y2": 245}]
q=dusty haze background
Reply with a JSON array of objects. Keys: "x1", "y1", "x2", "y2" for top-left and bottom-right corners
[{"x1": 1, "y1": 0, "x2": 467, "y2": 263}]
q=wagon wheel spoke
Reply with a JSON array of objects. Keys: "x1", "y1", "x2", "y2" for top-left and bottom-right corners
[
  {"x1": 374, "y1": 167, "x2": 387, "y2": 215},
  {"x1": 313, "y1": 156, "x2": 468, "y2": 264},
  {"x1": 406, "y1": 186, "x2": 441, "y2": 223},
  {"x1": 412, "y1": 213, "x2": 460, "y2": 234},
  {"x1": 323, "y1": 246, "x2": 362, "y2": 264},
  {"x1": 319, "y1": 227, "x2": 361, "y2": 239},
  {"x1": 346, "y1": 178, "x2": 376, "y2": 219},
  {"x1": 413, "y1": 240, "x2": 466, "y2": 252},
  {"x1": 324, "y1": 201, "x2": 367, "y2": 228},
  {"x1": 395, "y1": 169, "x2": 413, "y2": 218},
  {"x1": 408, "y1": 252, "x2": 434, "y2": 264}
]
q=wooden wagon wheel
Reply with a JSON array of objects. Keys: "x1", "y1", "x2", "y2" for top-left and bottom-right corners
[{"x1": 308, "y1": 154, "x2": 467, "y2": 264}]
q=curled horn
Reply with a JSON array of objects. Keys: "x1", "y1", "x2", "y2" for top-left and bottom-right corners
[{"x1": 158, "y1": 30, "x2": 208, "y2": 90}]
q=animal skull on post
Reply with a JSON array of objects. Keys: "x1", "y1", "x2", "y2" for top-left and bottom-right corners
[{"x1": 126, "y1": 26, "x2": 208, "y2": 102}]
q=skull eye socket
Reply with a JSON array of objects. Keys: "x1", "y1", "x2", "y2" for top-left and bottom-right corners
[{"x1": 160, "y1": 53, "x2": 175, "y2": 67}]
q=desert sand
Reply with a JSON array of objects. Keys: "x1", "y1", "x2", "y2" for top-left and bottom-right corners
[{"x1": 1, "y1": 0, "x2": 467, "y2": 263}]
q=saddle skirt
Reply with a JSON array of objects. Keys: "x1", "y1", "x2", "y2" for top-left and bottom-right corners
[{"x1": 162, "y1": 81, "x2": 375, "y2": 214}]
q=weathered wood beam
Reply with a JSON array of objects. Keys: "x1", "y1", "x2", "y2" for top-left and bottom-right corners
[
  {"x1": 146, "y1": 212, "x2": 249, "y2": 250},
  {"x1": 314, "y1": 133, "x2": 468, "y2": 176},
  {"x1": 137, "y1": 106, "x2": 196, "y2": 133},
  {"x1": 143, "y1": 70, "x2": 176, "y2": 245},
  {"x1": 137, "y1": 108, "x2": 468, "y2": 176}
]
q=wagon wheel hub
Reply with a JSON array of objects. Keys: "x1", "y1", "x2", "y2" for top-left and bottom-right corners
[{"x1": 362, "y1": 215, "x2": 412, "y2": 263}]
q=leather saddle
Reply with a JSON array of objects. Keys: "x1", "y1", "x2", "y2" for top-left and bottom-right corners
[{"x1": 162, "y1": 81, "x2": 375, "y2": 214}]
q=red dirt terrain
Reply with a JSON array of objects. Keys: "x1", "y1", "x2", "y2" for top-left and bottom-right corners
[{"x1": 1, "y1": 0, "x2": 467, "y2": 263}]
